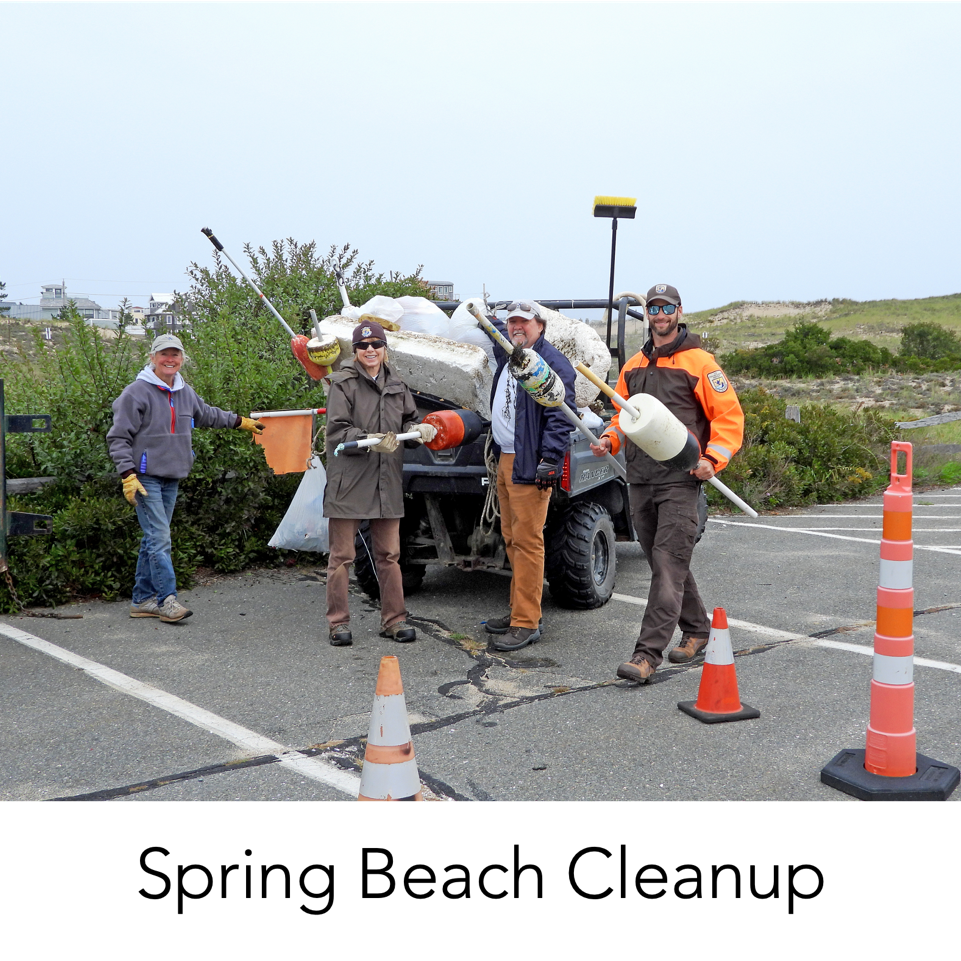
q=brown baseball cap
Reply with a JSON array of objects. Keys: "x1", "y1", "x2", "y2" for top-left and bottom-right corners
[
  {"x1": 352, "y1": 320, "x2": 387, "y2": 346},
  {"x1": 646, "y1": 283, "x2": 681, "y2": 306}
]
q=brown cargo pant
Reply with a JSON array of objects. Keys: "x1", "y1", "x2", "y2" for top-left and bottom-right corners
[
  {"x1": 496, "y1": 453, "x2": 553, "y2": 630},
  {"x1": 629, "y1": 482, "x2": 710, "y2": 668},
  {"x1": 325, "y1": 517, "x2": 407, "y2": 631}
]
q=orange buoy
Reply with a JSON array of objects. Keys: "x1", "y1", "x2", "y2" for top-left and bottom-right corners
[{"x1": 423, "y1": 409, "x2": 485, "y2": 451}]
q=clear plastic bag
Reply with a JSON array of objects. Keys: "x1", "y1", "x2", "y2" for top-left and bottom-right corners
[{"x1": 268, "y1": 455, "x2": 330, "y2": 552}]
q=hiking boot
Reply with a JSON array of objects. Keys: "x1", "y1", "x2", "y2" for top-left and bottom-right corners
[
  {"x1": 616, "y1": 654, "x2": 655, "y2": 683},
  {"x1": 668, "y1": 634, "x2": 709, "y2": 664},
  {"x1": 129, "y1": 597, "x2": 160, "y2": 618},
  {"x1": 158, "y1": 596, "x2": 192, "y2": 623},
  {"x1": 492, "y1": 624, "x2": 541, "y2": 652},
  {"x1": 380, "y1": 621, "x2": 416, "y2": 643},
  {"x1": 329, "y1": 625, "x2": 353, "y2": 647},
  {"x1": 485, "y1": 613, "x2": 542, "y2": 636}
]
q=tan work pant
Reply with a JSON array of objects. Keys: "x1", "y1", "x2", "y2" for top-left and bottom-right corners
[
  {"x1": 325, "y1": 517, "x2": 406, "y2": 630},
  {"x1": 496, "y1": 453, "x2": 552, "y2": 629}
]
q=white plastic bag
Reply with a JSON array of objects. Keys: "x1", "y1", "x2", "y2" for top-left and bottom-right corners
[
  {"x1": 269, "y1": 455, "x2": 330, "y2": 552},
  {"x1": 356, "y1": 294, "x2": 404, "y2": 329},
  {"x1": 449, "y1": 298, "x2": 496, "y2": 368},
  {"x1": 397, "y1": 295, "x2": 451, "y2": 337}
]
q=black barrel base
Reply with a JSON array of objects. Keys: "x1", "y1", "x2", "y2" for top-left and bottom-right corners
[{"x1": 820, "y1": 749, "x2": 960, "y2": 801}]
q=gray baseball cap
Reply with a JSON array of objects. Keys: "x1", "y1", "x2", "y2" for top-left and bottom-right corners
[
  {"x1": 646, "y1": 284, "x2": 681, "y2": 306},
  {"x1": 150, "y1": 333, "x2": 185, "y2": 353}
]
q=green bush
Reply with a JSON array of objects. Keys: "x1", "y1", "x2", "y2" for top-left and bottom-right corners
[
  {"x1": 899, "y1": 322, "x2": 961, "y2": 363},
  {"x1": 0, "y1": 239, "x2": 429, "y2": 613},
  {"x1": 721, "y1": 322, "x2": 897, "y2": 378},
  {"x1": 713, "y1": 388, "x2": 897, "y2": 510}
]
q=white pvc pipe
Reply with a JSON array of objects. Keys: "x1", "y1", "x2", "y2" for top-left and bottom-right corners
[{"x1": 251, "y1": 408, "x2": 325, "y2": 418}]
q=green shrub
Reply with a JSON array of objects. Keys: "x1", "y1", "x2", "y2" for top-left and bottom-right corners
[
  {"x1": 713, "y1": 388, "x2": 896, "y2": 510},
  {"x1": 722, "y1": 321, "x2": 896, "y2": 378},
  {"x1": 899, "y1": 322, "x2": 961, "y2": 363},
  {"x1": 0, "y1": 239, "x2": 429, "y2": 612}
]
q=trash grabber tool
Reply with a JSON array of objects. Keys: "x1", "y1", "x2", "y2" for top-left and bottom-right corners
[
  {"x1": 334, "y1": 431, "x2": 422, "y2": 456},
  {"x1": 466, "y1": 301, "x2": 626, "y2": 480},
  {"x1": 574, "y1": 361, "x2": 758, "y2": 517},
  {"x1": 333, "y1": 261, "x2": 351, "y2": 309},
  {"x1": 201, "y1": 227, "x2": 328, "y2": 381}
]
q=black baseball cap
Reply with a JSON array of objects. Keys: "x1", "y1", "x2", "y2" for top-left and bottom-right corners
[{"x1": 646, "y1": 284, "x2": 681, "y2": 306}]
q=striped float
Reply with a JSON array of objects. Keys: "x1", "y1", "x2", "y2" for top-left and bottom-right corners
[{"x1": 357, "y1": 656, "x2": 423, "y2": 802}]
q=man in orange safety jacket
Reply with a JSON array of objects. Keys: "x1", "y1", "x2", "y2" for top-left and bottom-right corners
[{"x1": 590, "y1": 283, "x2": 744, "y2": 683}]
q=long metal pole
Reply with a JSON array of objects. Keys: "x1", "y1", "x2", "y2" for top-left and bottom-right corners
[
  {"x1": 604, "y1": 217, "x2": 617, "y2": 354},
  {"x1": 201, "y1": 228, "x2": 296, "y2": 338}
]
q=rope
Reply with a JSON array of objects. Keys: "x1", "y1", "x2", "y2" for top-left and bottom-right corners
[{"x1": 478, "y1": 432, "x2": 500, "y2": 535}]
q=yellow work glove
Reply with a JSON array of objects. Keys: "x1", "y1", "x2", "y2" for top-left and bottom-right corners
[
  {"x1": 122, "y1": 474, "x2": 147, "y2": 506},
  {"x1": 411, "y1": 422, "x2": 438, "y2": 445},
  {"x1": 238, "y1": 416, "x2": 265, "y2": 435},
  {"x1": 369, "y1": 431, "x2": 399, "y2": 454}
]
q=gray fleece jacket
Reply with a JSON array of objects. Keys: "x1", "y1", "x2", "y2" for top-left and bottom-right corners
[{"x1": 106, "y1": 366, "x2": 239, "y2": 479}]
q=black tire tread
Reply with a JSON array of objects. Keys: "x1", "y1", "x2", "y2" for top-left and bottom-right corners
[{"x1": 545, "y1": 501, "x2": 616, "y2": 609}]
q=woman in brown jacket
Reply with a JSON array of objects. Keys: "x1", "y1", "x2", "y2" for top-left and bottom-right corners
[{"x1": 323, "y1": 321, "x2": 436, "y2": 646}]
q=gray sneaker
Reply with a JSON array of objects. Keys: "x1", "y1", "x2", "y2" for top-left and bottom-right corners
[
  {"x1": 129, "y1": 597, "x2": 160, "y2": 618},
  {"x1": 158, "y1": 596, "x2": 192, "y2": 623},
  {"x1": 485, "y1": 613, "x2": 542, "y2": 635}
]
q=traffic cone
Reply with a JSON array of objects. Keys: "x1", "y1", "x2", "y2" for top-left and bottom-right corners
[
  {"x1": 821, "y1": 442, "x2": 960, "y2": 800},
  {"x1": 677, "y1": 607, "x2": 760, "y2": 724},
  {"x1": 357, "y1": 655, "x2": 423, "y2": 801}
]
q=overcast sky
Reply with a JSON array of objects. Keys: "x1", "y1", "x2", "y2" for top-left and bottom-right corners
[{"x1": 2, "y1": 2, "x2": 959, "y2": 314}]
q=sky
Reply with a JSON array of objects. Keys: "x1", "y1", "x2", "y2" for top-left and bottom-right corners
[{"x1": 2, "y1": 2, "x2": 960, "y2": 314}]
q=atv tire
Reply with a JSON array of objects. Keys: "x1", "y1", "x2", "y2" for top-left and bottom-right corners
[
  {"x1": 353, "y1": 523, "x2": 427, "y2": 600},
  {"x1": 546, "y1": 501, "x2": 617, "y2": 609}
]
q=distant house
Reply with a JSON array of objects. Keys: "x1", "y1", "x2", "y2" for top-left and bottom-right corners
[
  {"x1": 38, "y1": 282, "x2": 104, "y2": 320},
  {"x1": 427, "y1": 281, "x2": 455, "y2": 301},
  {"x1": 144, "y1": 293, "x2": 190, "y2": 337}
]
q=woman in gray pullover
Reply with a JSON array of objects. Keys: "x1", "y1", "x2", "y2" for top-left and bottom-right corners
[{"x1": 106, "y1": 334, "x2": 263, "y2": 622}]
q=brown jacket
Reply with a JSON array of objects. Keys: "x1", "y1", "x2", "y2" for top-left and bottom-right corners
[{"x1": 323, "y1": 360, "x2": 419, "y2": 519}]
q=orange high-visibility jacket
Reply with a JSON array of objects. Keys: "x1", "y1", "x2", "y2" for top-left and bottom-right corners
[{"x1": 602, "y1": 326, "x2": 744, "y2": 485}]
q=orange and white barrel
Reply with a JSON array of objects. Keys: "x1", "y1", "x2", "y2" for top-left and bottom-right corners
[
  {"x1": 865, "y1": 442, "x2": 917, "y2": 777},
  {"x1": 358, "y1": 656, "x2": 423, "y2": 802}
]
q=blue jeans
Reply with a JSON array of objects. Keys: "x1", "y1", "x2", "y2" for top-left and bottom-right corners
[{"x1": 132, "y1": 475, "x2": 180, "y2": 605}]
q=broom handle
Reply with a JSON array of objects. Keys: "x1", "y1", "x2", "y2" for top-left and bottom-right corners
[
  {"x1": 202, "y1": 227, "x2": 297, "y2": 338},
  {"x1": 574, "y1": 363, "x2": 758, "y2": 517}
]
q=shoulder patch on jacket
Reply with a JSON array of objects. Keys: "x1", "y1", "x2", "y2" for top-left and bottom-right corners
[{"x1": 707, "y1": 370, "x2": 729, "y2": 393}]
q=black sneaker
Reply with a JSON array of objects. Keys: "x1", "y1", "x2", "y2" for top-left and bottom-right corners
[
  {"x1": 329, "y1": 625, "x2": 353, "y2": 647},
  {"x1": 492, "y1": 625, "x2": 541, "y2": 652},
  {"x1": 485, "y1": 613, "x2": 543, "y2": 635}
]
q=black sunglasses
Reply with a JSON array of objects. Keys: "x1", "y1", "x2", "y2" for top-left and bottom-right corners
[
  {"x1": 647, "y1": 304, "x2": 679, "y2": 316},
  {"x1": 355, "y1": 339, "x2": 386, "y2": 351}
]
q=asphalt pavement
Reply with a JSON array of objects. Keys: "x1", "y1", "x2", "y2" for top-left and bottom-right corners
[{"x1": 2, "y1": 486, "x2": 959, "y2": 802}]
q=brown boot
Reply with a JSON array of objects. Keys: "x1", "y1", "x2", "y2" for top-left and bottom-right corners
[
  {"x1": 668, "y1": 633, "x2": 709, "y2": 664},
  {"x1": 616, "y1": 654, "x2": 655, "y2": 683}
]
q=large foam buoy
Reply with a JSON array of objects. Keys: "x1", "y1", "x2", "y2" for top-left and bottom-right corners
[
  {"x1": 423, "y1": 409, "x2": 485, "y2": 450},
  {"x1": 616, "y1": 392, "x2": 701, "y2": 471}
]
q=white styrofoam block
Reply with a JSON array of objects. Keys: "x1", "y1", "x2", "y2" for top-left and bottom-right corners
[
  {"x1": 537, "y1": 304, "x2": 612, "y2": 408},
  {"x1": 319, "y1": 316, "x2": 494, "y2": 418}
]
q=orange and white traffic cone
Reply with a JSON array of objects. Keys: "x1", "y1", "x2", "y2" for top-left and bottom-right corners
[
  {"x1": 357, "y1": 655, "x2": 423, "y2": 802},
  {"x1": 822, "y1": 442, "x2": 960, "y2": 800},
  {"x1": 677, "y1": 607, "x2": 760, "y2": 724}
]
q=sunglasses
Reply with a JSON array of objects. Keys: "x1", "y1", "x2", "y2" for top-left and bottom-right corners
[
  {"x1": 647, "y1": 304, "x2": 679, "y2": 316},
  {"x1": 355, "y1": 340, "x2": 386, "y2": 351},
  {"x1": 507, "y1": 301, "x2": 537, "y2": 316}
]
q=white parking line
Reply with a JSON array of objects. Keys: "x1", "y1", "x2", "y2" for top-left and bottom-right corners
[
  {"x1": 709, "y1": 518, "x2": 961, "y2": 555},
  {"x1": 0, "y1": 621, "x2": 360, "y2": 797},
  {"x1": 610, "y1": 594, "x2": 961, "y2": 672}
]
